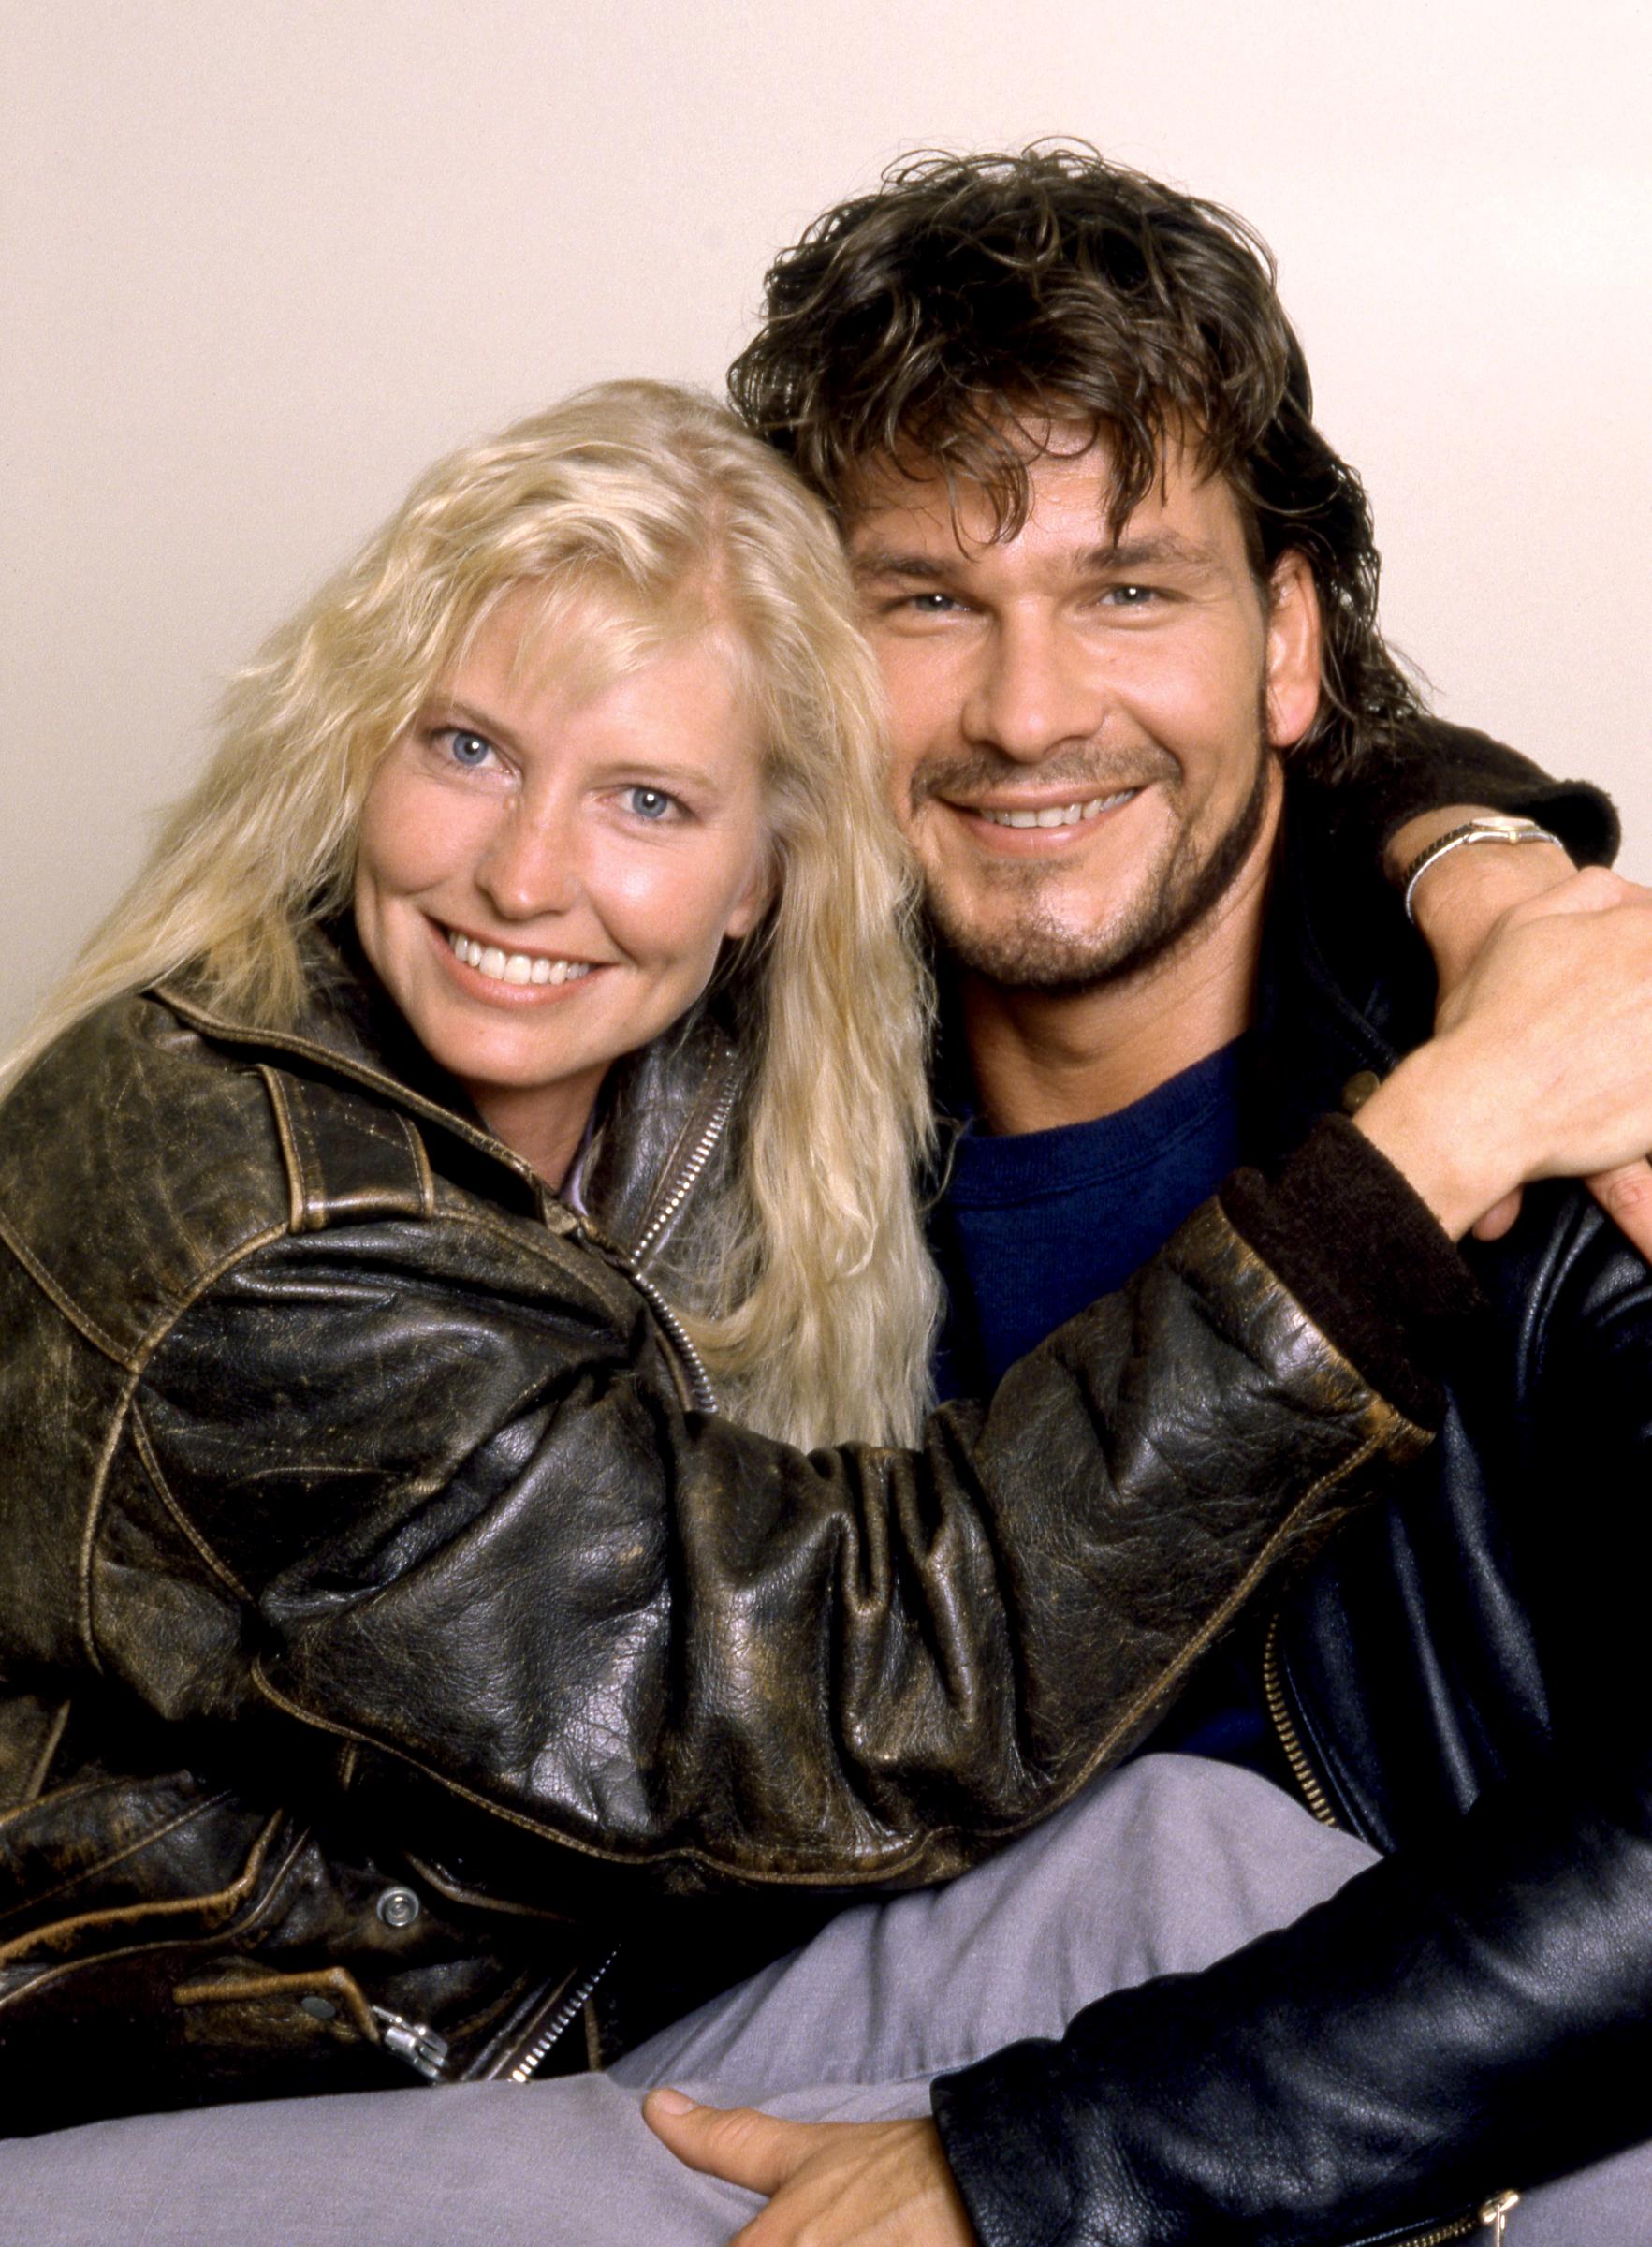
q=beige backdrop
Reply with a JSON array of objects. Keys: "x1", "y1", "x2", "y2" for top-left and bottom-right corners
[{"x1": 5, "y1": 0, "x2": 1648, "y2": 1041}]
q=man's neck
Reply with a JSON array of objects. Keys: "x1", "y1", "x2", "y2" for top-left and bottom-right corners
[{"x1": 961, "y1": 778, "x2": 1280, "y2": 1137}]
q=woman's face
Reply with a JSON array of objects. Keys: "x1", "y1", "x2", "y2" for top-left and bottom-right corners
[{"x1": 355, "y1": 590, "x2": 772, "y2": 1182}]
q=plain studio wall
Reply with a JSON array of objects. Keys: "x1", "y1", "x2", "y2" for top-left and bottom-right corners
[{"x1": 4, "y1": 0, "x2": 1648, "y2": 1040}]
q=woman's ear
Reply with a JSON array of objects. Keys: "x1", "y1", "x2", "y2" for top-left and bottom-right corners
[
  {"x1": 1264, "y1": 550, "x2": 1323, "y2": 751},
  {"x1": 722, "y1": 840, "x2": 778, "y2": 943}
]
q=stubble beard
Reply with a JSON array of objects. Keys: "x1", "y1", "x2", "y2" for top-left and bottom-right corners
[{"x1": 919, "y1": 725, "x2": 1276, "y2": 997}]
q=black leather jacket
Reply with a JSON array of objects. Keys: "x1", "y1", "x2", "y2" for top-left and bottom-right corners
[
  {"x1": 0, "y1": 925, "x2": 1452, "y2": 2136},
  {"x1": 935, "y1": 791, "x2": 1652, "y2": 2247}
]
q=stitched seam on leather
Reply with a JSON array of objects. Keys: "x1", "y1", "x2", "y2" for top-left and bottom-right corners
[
  {"x1": 77, "y1": 1371, "x2": 140, "y2": 1677},
  {"x1": 242, "y1": 1665, "x2": 1049, "y2": 1885},
  {"x1": 154, "y1": 985, "x2": 545, "y2": 1194},
  {"x1": 247, "y1": 1419, "x2": 1402, "y2": 1890},
  {"x1": 257, "y1": 1064, "x2": 308, "y2": 1235},
  {"x1": 79, "y1": 1224, "x2": 288, "y2": 1670},
  {"x1": 440, "y1": 1202, "x2": 628, "y2": 1302},
  {"x1": 1204, "y1": 1208, "x2": 1432, "y2": 1449},
  {"x1": 1069, "y1": 1423, "x2": 1392, "y2": 1784},
  {"x1": 0, "y1": 1205, "x2": 133, "y2": 1369},
  {"x1": 171, "y1": 1965, "x2": 377, "y2": 2039},
  {"x1": 0, "y1": 1788, "x2": 249, "y2": 1940},
  {"x1": 130, "y1": 1405, "x2": 256, "y2": 1607},
  {"x1": 126, "y1": 1223, "x2": 289, "y2": 1380},
  {"x1": 268, "y1": 1067, "x2": 327, "y2": 1231},
  {"x1": 396, "y1": 1110, "x2": 436, "y2": 1218},
  {"x1": 0, "y1": 1811, "x2": 284, "y2": 1968},
  {"x1": 19, "y1": 1700, "x2": 70, "y2": 1806},
  {"x1": 0, "y1": 1772, "x2": 130, "y2": 1844}
]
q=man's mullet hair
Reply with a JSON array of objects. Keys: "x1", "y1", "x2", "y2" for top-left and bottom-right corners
[{"x1": 730, "y1": 144, "x2": 1423, "y2": 775}]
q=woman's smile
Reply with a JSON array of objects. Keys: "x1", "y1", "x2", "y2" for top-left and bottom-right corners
[{"x1": 435, "y1": 917, "x2": 602, "y2": 991}]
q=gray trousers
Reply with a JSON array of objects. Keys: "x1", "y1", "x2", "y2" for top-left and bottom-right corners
[{"x1": 3, "y1": 1755, "x2": 1646, "y2": 2244}]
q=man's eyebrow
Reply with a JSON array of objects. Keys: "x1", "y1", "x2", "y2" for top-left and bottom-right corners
[
  {"x1": 847, "y1": 548, "x2": 955, "y2": 583},
  {"x1": 847, "y1": 532, "x2": 1227, "y2": 582},
  {"x1": 1079, "y1": 533, "x2": 1223, "y2": 574}
]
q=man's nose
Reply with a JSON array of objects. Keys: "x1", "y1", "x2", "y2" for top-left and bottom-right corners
[
  {"x1": 962, "y1": 615, "x2": 1103, "y2": 763},
  {"x1": 475, "y1": 795, "x2": 581, "y2": 921}
]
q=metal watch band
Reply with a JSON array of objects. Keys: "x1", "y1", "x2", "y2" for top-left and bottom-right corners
[{"x1": 1400, "y1": 815, "x2": 1564, "y2": 925}]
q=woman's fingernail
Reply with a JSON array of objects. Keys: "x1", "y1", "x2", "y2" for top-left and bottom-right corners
[{"x1": 650, "y1": 2087, "x2": 697, "y2": 2116}]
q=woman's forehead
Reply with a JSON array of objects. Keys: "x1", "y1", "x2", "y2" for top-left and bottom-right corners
[{"x1": 446, "y1": 579, "x2": 744, "y2": 706}]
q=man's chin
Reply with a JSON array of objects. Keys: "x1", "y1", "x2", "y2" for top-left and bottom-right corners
[
  {"x1": 928, "y1": 905, "x2": 1162, "y2": 994},
  {"x1": 928, "y1": 747, "x2": 1277, "y2": 997}
]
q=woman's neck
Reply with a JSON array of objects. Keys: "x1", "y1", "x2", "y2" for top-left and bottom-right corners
[{"x1": 464, "y1": 1068, "x2": 606, "y2": 1189}]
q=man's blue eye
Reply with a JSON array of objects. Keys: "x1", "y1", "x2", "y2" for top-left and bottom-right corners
[
  {"x1": 628, "y1": 787, "x2": 674, "y2": 820},
  {"x1": 447, "y1": 730, "x2": 492, "y2": 767}
]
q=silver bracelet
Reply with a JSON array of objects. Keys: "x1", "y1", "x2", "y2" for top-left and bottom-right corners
[{"x1": 1400, "y1": 815, "x2": 1565, "y2": 925}]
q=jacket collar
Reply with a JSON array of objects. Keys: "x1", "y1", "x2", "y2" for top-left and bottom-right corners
[
  {"x1": 154, "y1": 920, "x2": 740, "y2": 1256},
  {"x1": 1244, "y1": 779, "x2": 1440, "y2": 1161}
]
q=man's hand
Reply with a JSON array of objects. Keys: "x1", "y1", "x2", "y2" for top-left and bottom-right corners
[
  {"x1": 1357, "y1": 868, "x2": 1652, "y2": 1247},
  {"x1": 1387, "y1": 806, "x2": 1652, "y2": 1256},
  {"x1": 643, "y1": 2089, "x2": 979, "y2": 2247}
]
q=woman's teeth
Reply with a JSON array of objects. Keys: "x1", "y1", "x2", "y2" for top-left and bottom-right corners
[
  {"x1": 979, "y1": 791, "x2": 1135, "y2": 830},
  {"x1": 447, "y1": 931, "x2": 593, "y2": 986}
]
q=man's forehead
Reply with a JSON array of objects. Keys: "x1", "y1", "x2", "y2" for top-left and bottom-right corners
[{"x1": 844, "y1": 435, "x2": 1243, "y2": 574}]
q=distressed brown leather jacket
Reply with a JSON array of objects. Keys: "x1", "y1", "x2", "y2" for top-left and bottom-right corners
[{"x1": 0, "y1": 930, "x2": 1444, "y2": 2133}]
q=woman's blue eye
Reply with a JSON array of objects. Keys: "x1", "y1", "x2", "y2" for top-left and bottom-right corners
[
  {"x1": 627, "y1": 786, "x2": 674, "y2": 821},
  {"x1": 446, "y1": 729, "x2": 493, "y2": 767}
]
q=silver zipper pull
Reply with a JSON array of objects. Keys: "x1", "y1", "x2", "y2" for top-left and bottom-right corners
[
  {"x1": 1480, "y1": 2190, "x2": 1520, "y2": 2242},
  {"x1": 371, "y1": 2004, "x2": 450, "y2": 2081}
]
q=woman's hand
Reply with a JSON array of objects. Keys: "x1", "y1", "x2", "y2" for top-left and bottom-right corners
[
  {"x1": 643, "y1": 2090, "x2": 978, "y2": 2246},
  {"x1": 1356, "y1": 868, "x2": 1652, "y2": 1250},
  {"x1": 1388, "y1": 808, "x2": 1652, "y2": 1249}
]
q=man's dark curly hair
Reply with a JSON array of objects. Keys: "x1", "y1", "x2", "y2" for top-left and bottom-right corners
[{"x1": 729, "y1": 145, "x2": 1422, "y2": 773}]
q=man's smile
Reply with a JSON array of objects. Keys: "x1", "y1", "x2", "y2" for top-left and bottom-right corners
[{"x1": 926, "y1": 785, "x2": 1151, "y2": 859}]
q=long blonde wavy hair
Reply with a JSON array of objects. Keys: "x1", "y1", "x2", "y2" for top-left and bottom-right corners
[{"x1": 6, "y1": 381, "x2": 940, "y2": 1447}]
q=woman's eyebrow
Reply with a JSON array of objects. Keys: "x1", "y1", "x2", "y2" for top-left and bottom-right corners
[{"x1": 420, "y1": 695, "x2": 519, "y2": 743}]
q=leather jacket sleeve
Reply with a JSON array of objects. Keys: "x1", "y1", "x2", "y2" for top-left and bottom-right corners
[
  {"x1": 110, "y1": 1121, "x2": 1455, "y2": 1901},
  {"x1": 934, "y1": 1199, "x2": 1652, "y2": 2244},
  {"x1": 1320, "y1": 714, "x2": 1620, "y2": 867},
  {"x1": 934, "y1": 1753, "x2": 1652, "y2": 2247}
]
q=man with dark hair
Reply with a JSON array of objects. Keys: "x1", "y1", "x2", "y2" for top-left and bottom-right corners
[{"x1": 640, "y1": 150, "x2": 1652, "y2": 2242}]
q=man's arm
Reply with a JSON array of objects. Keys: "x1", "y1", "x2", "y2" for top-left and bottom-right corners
[
  {"x1": 1331, "y1": 714, "x2": 1620, "y2": 872},
  {"x1": 933, "y1": 1750, "x2": 1652, "y2": 2245}
]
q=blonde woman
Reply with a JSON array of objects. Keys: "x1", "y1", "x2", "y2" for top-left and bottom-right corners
[{"x1": 0, "y1": 381, "x2": 1623, "y2": 2155}]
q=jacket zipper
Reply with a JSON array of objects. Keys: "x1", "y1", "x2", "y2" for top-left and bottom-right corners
[
  {"x1": 617, "y1": 1073, "x2": 737, "y2": 1415},
  {"x1": 1345, "y1": 2191, "x2": 1520, "y2": 2245},
  {"x1": 1261, "y1": 1609, "x2": 1339, "y2": 1828},
  {"x1": 504, "y1": 1947, "x2": 621, "y2": 2084},
  {"x1": 631, "y1": 1073, "x2": 738, "y2": 1269},
  {"x1": 626, "y1": 1262, "x2": 717, "y2": 1414},
  {"x1": 1263, "y1": 1621, "x2": 1519, "y2": 2247}
]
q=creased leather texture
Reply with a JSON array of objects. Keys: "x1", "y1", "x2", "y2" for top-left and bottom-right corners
[
  {"x1": 935, "y1": 790, "x2": 1652, "y2": 2247},
  {"x1": 0, "y1": 926, "x2": 1427, "y2": 2134}
]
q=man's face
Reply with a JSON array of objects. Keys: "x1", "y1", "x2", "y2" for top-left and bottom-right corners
[{"x1": 847, "y1": 435, "x2": 1321, "y2": 991}]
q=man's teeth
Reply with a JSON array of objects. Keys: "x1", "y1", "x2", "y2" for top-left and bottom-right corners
[
  {"x1": 979, "y1": 791, "x2": 1135, "y2": 830},
  {"x1": 447, "y1": 931, "x2": 593, "y2": 986}
]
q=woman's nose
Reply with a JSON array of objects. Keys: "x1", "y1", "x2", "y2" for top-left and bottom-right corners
[{"x1": 474, "y1": 798, "x2": 581, "y2": 921}]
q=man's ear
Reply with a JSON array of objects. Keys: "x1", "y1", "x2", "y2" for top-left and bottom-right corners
[{"x1": 1264, "y1": 550, "x2": 1323, "y2": 751}]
